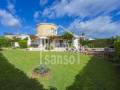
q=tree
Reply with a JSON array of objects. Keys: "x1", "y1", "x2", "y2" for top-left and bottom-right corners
[
  {"x1": 61, "y1": 32, "x2": 73, "y2": 47},
  {"x1": 62, "y1": 32, "x2": 73, "y2": 40}
]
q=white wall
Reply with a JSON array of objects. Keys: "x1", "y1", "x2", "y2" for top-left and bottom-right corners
[{"x1": 73, "y1": 38, "x2": 79, "y2": 49}]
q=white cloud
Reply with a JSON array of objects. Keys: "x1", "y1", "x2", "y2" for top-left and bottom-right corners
[
  {"x1": 43, "y1": 0, "x2": 120, "y2": 18},
  {"x1": 116, "y1": 11, "x2": 120, "y2": 16},
  {"x1": 40, "y1": 0, "x2": 48, "y2": 6},
  {"x1": 42, "y1": 8, "x2": 55, "y2": 18},
  {"x1": 68, "y1": 16, "x2": 120, "y2": 38},
  {"x1": 33, "y1": 11, "x2": 40, "y2": 19},
  {"x1": 0, "y1": 9, "x2": 21, "y2": 28},
  {"x1": 7, "y1": 2, "x2": 15, "y2": 13},
  {"x1": 7, "y1": 0, "x2": 16, "y2": 14}
]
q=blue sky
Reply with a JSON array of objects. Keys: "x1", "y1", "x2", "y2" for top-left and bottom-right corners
[{"x1": 0, "y1": 0, "x2": 120, "y2": 38}]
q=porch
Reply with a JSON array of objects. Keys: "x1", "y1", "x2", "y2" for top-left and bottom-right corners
[{"x1": 31, "y1": 36, "x2": 68, "y2": 50}]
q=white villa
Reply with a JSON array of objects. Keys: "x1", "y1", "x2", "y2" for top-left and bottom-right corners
[{"x1": 30, "y1": 23, "x2": 80, "y2": 51}]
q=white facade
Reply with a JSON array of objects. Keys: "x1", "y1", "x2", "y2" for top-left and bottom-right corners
[
  {"x1": 14, "y1": 42, "x2": 20, "y2": 47},
  {"x1": 73, "y1": 38, "x2": 79, "y2": 49},
  {"x1": 73, "y1": 35, "x2": 79, "y2": 49}
]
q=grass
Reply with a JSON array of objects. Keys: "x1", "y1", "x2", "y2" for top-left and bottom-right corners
[{"x1": 0, "y1": 49, "x2": 120, "y2": 90}]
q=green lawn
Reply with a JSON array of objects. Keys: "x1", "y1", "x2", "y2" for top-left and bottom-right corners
[{"x1": 0, "y1": 49, "x2": 120, "y2": 90}]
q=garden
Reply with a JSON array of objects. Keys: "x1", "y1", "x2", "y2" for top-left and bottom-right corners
[
  {"x1": 0, "y1": 35, "x2": 120, "y2": 90},
  {"x1": 0, "y1": 49, "x2": 120, "y2": 90}
]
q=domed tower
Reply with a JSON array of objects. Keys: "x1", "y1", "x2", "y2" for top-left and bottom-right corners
[{"x1": 36, "y1": 23, "x2": 57, "y2": 37}]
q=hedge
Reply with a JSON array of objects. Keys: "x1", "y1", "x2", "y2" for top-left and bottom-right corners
[
  {"x1": 18, "y1": 39, "x2": 27, "y2": 48},
  {"x1": 80, "y1": 38, "x2": 114, "y2": 48}
]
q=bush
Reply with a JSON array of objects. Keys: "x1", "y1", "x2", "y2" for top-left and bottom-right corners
[
  {"x1": 80, "y1": 39, "x2": 91, "y2": 46},
  {"x1": 80, "y1": 38, "x2": 114, "y2": 48},
  {"x1": 18, "y1": 39, "x2": 27, "y2": 48},
  {"x1": 114, "y1": 39, "x2": 120, "y2": 61},
  {"x1": 0, "y1": 37, "x2": 11, "y2": 47},
  {"x1": 33, "y1": 64, "x2": 50, "y2": 75}
]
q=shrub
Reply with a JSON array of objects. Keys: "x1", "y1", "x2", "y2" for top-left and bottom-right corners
[
  {"x1": 80, "y1": 39, "x2": 91, "y2": 46},
  {"x1": 33, "y1": 64, "x2": 50, "y2": 75},
  {"x1": 80, "y1": 38, "x2": 114, "y2": 48},
  {"x1": 0, "y1": 37, "x2": 11, "y2": 47},
  {"x1": 18, "y1": 39, "x2": 27, "y2": 48},
  {"x1": 114, "y1": 39, "x2": 120, "y2": 61}
]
